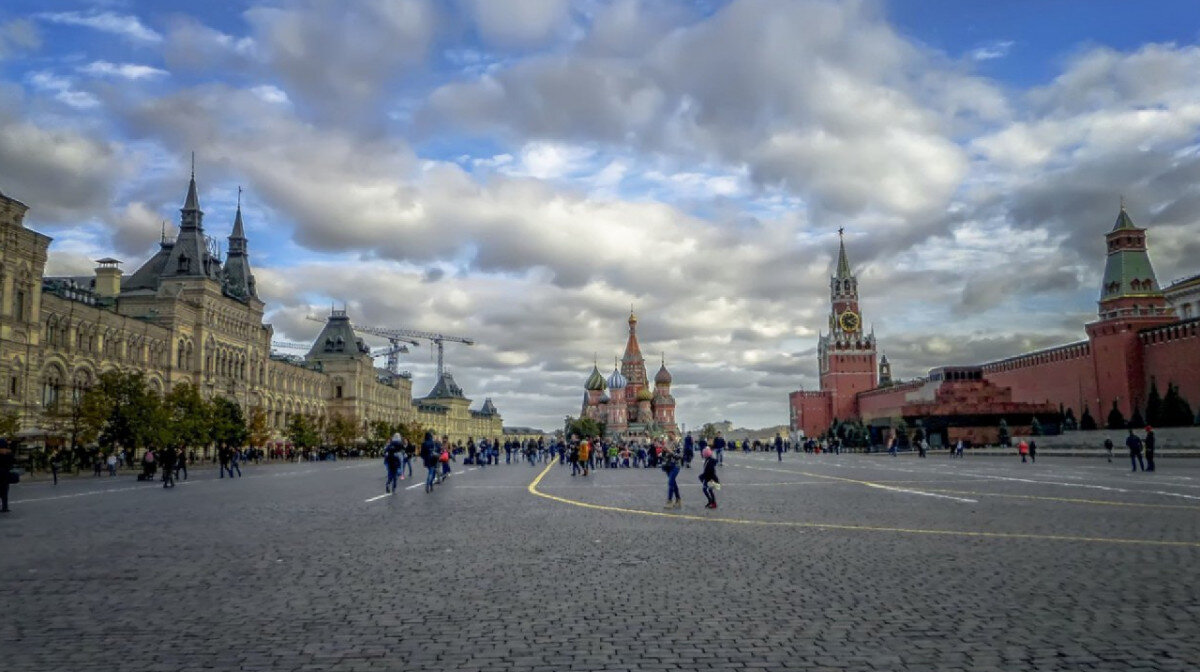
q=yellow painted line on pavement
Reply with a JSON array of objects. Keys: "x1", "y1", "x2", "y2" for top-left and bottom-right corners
[{"x1": 526, "y1": 463, "x2": 1200, "y2": 549}]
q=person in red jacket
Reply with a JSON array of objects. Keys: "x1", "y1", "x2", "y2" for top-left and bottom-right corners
[{"x1": 1018, "y1": 440, "x2": 1029, "y2": 463}]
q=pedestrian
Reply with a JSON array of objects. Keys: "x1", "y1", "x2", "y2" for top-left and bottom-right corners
[
  {"x1": 1028, "y1": 440, "x2": 1037, "y2": 463},
  {"x1": 160, "y1": 445, "x2": 176, "y2": 489},
  {"x1": 713, "y1": 432, "x2": 726, "y2": 466},
  {"x1": 682, "y1": 434, "x2": 694, "y2": 468},
  {"x1": 175, "y1": 445, "x2": 188, "y2": 481},
  {"x1": 700, "y1": 447, "x2": 720, "y2": 509},
  {"x1": 917, "y1": 439, "x2": 927, "y2": 458},
  {"x1": 401, "y1": 440, "x2": 414, "y2": 480},
  {"x1": 420, "y1": 432, "x2": 438, "y2": 493},
  {"x1": 578, "y1": 438, "x2": 591, "y2": 477},
  {"x1": 384, "y1": 435, "x2": 402, "y2": 494},
  {"x1": 229, "y1": 448, "x2": 242, "y2": 477},
  {"x1": 218, "y1": 445, "x2": 231, "y2": 478},
  {"x1": 955, "y1": 440, "x2": 965, "y2": 458},
  {"x1": 662, "y1": 448, "x2": 681, "y2": 509},
  {"x1": 1103, "y1": 437, "x2": 1114, "y2": 463},
  {"x1": 1144, "y1": 426, "x2": 1156, "y2": 472},
  {"x1": 775, "y1": 432, "x2": 784, "y2": 461},
  {"x1": 1017, "y1": 440, "x2": 1029, "y2": 463},
  {"x1": 1126, "y1": 429, "x2": 1144, "y2": 472},
  {"x1": 142, "y1": 448, "x2": 156, "y2": 481},
  {"x1": 106, "y1": 453, "x2": 117, "y2": 476},
  {"x1": 50, "y1": 450, "x2": 61, "y2": 485},
  {"x1": 0, "y1": 438, "x2": 15, "y2": 512}
]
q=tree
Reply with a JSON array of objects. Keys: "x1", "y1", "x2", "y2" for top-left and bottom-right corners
[
  {"x1": 395, "y1": 421, "x2": 427, "y2": 446},
  {"x1": 1162, "y1": 383, "x2": 1195, "y2": 427},
  {"x1": 247, "y1": 407, "x2": 272, "y2": 450},
  {"x1": 1030, "y1": 416, "x2": 1042, "y2": 436},
  {"x1": 1064, "y1": 407, "x2": 1078, "y2": 431},
  {"x1": 1080, "y1": 405, "x2": 1097, "y2": 431},
  {"x1": 567, "y1": 416, "x2": 605, "y2": 439},
  {"x1": 997, "y1": 418, "x2": 1010, "y2": 447},
  {"x1": 1129, "y1": 406, "x2": 1145, "y2": 430},
  {"x1": 209, "y1": 396, "x2": 248, "y2": 449},
  {"x1": 79, "y1": 371, "x2": 163, "y2": 457},
  {"x1": 700, "y1": 423, "x2": 718, "y2": 440},
  {"x1": 1106, "y1": 400, "x2": 1125, "y2": 430},
  {"x1": 326, "y1": 412, "x2": 359, "y2": 450},
  {"x1": 368, "y1": 419, "x2": 393, "y2": 448},
  {"x1": 0, "y1": 410, "x2": 20, "y2": 443},
  {"x1": 162, "y1": 383, "x2": 210, "y2": 450},
  {"x1": 1145, "y1": 378, "x2": 1163, "y2": 427},
  {"x1": 286, "y1": 414, "x2": 320, "y2": 449}
]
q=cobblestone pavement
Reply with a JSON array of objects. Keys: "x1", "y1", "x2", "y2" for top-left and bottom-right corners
[{"x1": 2, "y1": 452, "x2": 1198, "y2": 671}]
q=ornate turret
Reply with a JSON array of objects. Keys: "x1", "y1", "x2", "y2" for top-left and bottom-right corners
[
  {"x1": 1097, "y1": 200, "x2": 1171, "y2": 320},
  {"x1": 585, "y1": 363, "x2": 607, "y2": 391},
  {"x1": 818, "y1": 229, "x2": 878, "y2": 422},
  {"x1": 223, "y1": 186, "x2": 258, "y2": 302},
  {"x1": 162, "y1": 157, "x2": 222, "y2": 282}
]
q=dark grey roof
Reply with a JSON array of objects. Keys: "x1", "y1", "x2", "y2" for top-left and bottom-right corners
[
  {"x1": 479, "y1": 398, "x2": 498, "y2": 415},
  {"x1": 306, "y1": 310, "x2": 369, "y2": 360},
  {"x1": 223, "y1": 204, "x2": 257, "y2": 301},
  {"x1": 122, "y1": 242, "x2": 173, "y2": 292},
  {"x1": 425, "y1": 372, "x2": 467, "y2": 400}
]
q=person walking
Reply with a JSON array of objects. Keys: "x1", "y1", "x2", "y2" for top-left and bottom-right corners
[
  {"x1": 384, "y1": 435, "x2": 402, "y2": 494},
  {"x1": 229, "y1": 448, "x2": 242, "y2": 478},
  {"x1": 175, "y1": 445, "x2": 188, "y2": 481},
  {"x1": 160, "y1": 445, "x2": 176, "y2": 489},
  {"x1": 1028, "y1": 440, "x2": 1037, "y2": 463},
  {"x1": 578, "y1": 438, "x2": 591, "y2": 477},
  {"x1": 1017, "y1": 440, "x2": 1029, "y2": 463},
  {"x1": 106, "y1": 453, "x2": 117, "y2": 476},
  {"x1": 682, "y1": 434, "x2": 694, "y2": 469},
  {"x1": 218, "y1": 445, "x2": 232, "y2": 478},
  {"x1": 1104, "y1": 437, "x2": 1114, "y2": 463},
  {"x1": 0, "y1": 439, "x2": 15, "y2": 512},
  {"x1": 420, "y1": 432, "x2": 438, "y2": 493},
  {"x1": 401, "y1": 440, "x2": 414, "y2": 480},
  {"x1": 1144, "y1": 426, "x2": 1156, "y2": 472},
  {"x1": 713, "y1": 432, "x2": 726, "y2": 466},
  {"x1": 662, "y1": 448, "x2": 681, "y2": 509},
  {"x1": 1126, "y1": 429, "x2": 1145, "y2": 472},
  {"x1": 50, "y1": 450, "x2": 62, "y2": 485},
  {"x1": 700, "y1": 447, "x2": 720, "y2": 509},
  {"x1": 775, "y1": 433, "x2": 784, "y2": 461}
]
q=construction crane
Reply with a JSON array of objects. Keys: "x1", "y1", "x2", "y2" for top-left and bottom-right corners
[
  {"x1": 272, "y1": 338, "x2": 412, "y2": 374},
  {"x1": 306, "y1": 315, "x2": 474, "y2": 380}
]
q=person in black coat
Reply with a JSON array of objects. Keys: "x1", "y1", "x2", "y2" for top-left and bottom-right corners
[
  {"x1": 420, "y1": 432, "x2": 439, "y2": 493},
  {"x1": 1144, "y1": 427, "x2": 1156, "y2": 472},
  {"x1": 700, "y1": 449, "x2": 720, "y2": 509},
  {"x1": 0, "y1": 439, "x2": 15, "y2": 512}
]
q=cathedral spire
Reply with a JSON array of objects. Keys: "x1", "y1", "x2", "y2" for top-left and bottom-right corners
[
  {"x1": 182, "y1": 152, "x2": 201, "y2": 216},
  {"x1": 231, "y1": 186, "x2": 246, "y2": 240}
]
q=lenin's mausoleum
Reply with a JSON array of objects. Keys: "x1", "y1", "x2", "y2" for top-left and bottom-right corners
[{"x1": 790, "y1": 204, "x2": 1200, "y2": 445}]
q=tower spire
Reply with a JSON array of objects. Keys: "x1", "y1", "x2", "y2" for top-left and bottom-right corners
[{"x1": 835, "y1": 227, "x2": 851, "y2": 279}]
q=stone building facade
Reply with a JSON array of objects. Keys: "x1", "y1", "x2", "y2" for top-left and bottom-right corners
[{"x1": 0, "y1": 174, "x2": 501, "y2": 450}]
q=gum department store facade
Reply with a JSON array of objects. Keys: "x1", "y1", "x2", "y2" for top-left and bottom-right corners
[{"x1": 0, "y1": 175, "x2": 502, "y2": 451}]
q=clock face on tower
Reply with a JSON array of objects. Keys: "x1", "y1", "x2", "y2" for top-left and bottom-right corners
[{"x1": 839, "y1": 311, "x2": 860, "y2": 332}]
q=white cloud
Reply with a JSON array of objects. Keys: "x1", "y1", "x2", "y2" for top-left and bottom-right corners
[
  {"x1": 251, "y1": 85, "x2": 290, "y2": 105},
  {"x1": 26, "y1": 70, "x2": 100, "y2": 109},
  {"x1": 37, "y1": 11, "x2": 162, "y2": 44},
  {"x1": 463, "y1": 0, "x2": 572, "y2": 48},
  {"x1": 0, "y1": 19, "x2": 40, "y2": 59},
  {"x1": 970, "y1": 40, "x2": 1014, "y2": 61},
  {"x1": 78, "y1": 61, "x2": 169, "y2": 80}
]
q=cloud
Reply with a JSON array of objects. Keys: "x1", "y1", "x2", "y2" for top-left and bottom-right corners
[
  {"x1": 243, "y1": 0, "x2": 436, "y2": 123},
  {"x1": 78, "y1": 61, "x2": 169, "y2": 80},
  {"x1": 462, "y1": 0, "x2": 572, "y2": 49},
  {"x1": 970, "y1": 40, "x2": 1014, "y2": 61},
  {"x1": 0, "y1": 19, "x2": 40, "y2": 59},
  {"x1": 250, "y1": 85, "x2": 290, "y2": 105},
  {"x1": 37, "y1": 11, "x2": 162, "y2": 44},
  {"x1": 25, "y1": 70, "x2": 100, "y2": 109},
  {"x1": 0, "y1": 109, "x2": 122, "y2": 222}
]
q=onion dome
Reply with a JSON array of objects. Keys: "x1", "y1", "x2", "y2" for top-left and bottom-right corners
[
  {"x1": 655, "y1": 363, "x2": 672, "y2": 385},
  {"x1": 636, "y1": 387, "x2": 653, "y2": 402},
  {"x1": 585, "y1": 364, "x2": 607, "y2": 391},
  {"x1": 607, "y1": 363, "x2": 627, "y2": 390}
]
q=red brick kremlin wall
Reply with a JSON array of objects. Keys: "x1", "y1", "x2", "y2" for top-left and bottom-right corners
[
  {"x1": 789, "y1": 390, "x2": 831, "y2": 439},
  {"x1": 980, "y1": 341, "x2": 1098, "y2": 417},
  {"x1": 1141, "y1": 319, "x2": 1200, "y2": 415}
]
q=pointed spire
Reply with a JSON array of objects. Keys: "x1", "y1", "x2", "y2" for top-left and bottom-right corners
[
  {"x1": 182, "y1": 153, "x2": 201, "y2": 215},
  {"x1": 231, "y1": 186, "x2": 246, "y2": 240},
  {"x1": 835, "y1": 227, "x2": 852, "y2": 278},
  {"x1": 1112, "y1": 196, "x2": 1137, "y2": 231},
  {"x1": 160, "y1": 220, "x2": 166, "y2": 245}
]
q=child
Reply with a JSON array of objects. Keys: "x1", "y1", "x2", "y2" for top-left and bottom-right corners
[{"x1": 700, "y1": 447, "x2": 720, "y2": 509}]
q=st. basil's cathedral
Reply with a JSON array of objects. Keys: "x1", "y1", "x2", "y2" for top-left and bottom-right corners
[{"x1": 581, "y1": 311, "x2": 678, "y2": 440}]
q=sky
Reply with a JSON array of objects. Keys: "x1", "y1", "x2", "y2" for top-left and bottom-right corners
[{"x1": 2, "y1": 0, "x2": 1200, "y2": 432}]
